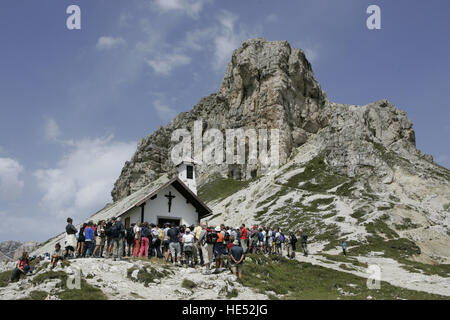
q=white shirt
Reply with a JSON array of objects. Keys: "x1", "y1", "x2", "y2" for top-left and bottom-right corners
[
  {"x1": 183, "y1": 233, "x2": 195, "y2": 245},
  {"x1": 164, "y1": 227, "x2": 170, "y2": 241},
  {"x1": 133, "y1": 225, "x2": 141, "y2": 239}
]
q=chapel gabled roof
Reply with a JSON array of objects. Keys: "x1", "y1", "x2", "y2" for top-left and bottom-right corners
[{"x1": 90, "y1": 174, "x2": 212, "y2": 222}]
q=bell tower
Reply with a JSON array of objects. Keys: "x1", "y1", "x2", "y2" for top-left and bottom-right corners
[{"x1": 176, "y1": 160, "x2": 197, "y2": 195}]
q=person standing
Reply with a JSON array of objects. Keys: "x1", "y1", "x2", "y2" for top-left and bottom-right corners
[
  {"x1": 83, "y1": 221, "x2": 95, "y2": 257},
  {"x1": 342, "y1": 240, "x2": 347, "y2": 256},
  {"x1": 104, "y1": 219, "x2": 114, "y2": 257},
  {"x1": 75, "y1": 223, "x2": 87, "y2": 258},
  {"x1": 168, "y1": 223, "x2": 181, "y2": 265},
  {"x1": 288, "y1": 232, "x2": 297, "y2": 259},
  {"x1": 125, "y1": 223, "x2": 135, "y2": 257},
  {"x1": 258, "y1": 228, "x2": 265, "y2": 253},
  {"x1": 266, "y1": 228, "x2": 272, "y2": 254},
  {"x1": 64, "y1": 218, "x2": 77, "y2": 258},
  {"x1": 139, "y1": 222, "x2": 150, "y2": 258},
  {"x1": 198, "y1": 223, "x2": 214, "y2": 275},
  {"x1": 163, "y1": 223, "x2": 171, "y2": 262},
  {"x1": 213, "y1": 226, "x2": 226, "y2": 273},
  {"x1": 151, "y1": 224, "x2": 162, "y2": 258},
  {"x1": 193, "y1": 223, "x2": 203, "y2": 266},
  {"x1": 133, "y1": 222, "x2": 141, "y2": 257},
  {"x1": 299, "y1": 229, "x2": 308, "y2": 256},
  {"x1": 111, "y1": 217, "x2": 125, "y2": 260},
  {"x1": 93, "y1": 221, "x2": 105, "y2": 257},
  {"x1": 274, "y1": 228, "x2": 282, "y2": 255},
  {"x1": 182, "y1": 228, "x2": 195, "y2": 267},
  {"x1": 229, "y1": 240, "x2": 245, "y2": 280},
  {"x1": 240, "y1": 224, "x2": 248, "y2": 254}
]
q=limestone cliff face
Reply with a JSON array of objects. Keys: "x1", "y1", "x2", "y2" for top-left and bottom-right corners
[
  {"x1": 0, "y1": 241, "x2": 39, "y2": 262},
  {"x1": 111, "y1": 38, "x2": 435, "y2": 202}
]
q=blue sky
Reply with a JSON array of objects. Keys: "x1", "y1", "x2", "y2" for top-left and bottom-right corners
[{"x1": 0, "y1": 0, "x2": 449, "y2": 242}]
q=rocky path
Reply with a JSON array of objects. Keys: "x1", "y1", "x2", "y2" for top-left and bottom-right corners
[
  {"x1": 0, "y1": 257, "x2": 266, "y2": 300},
  {"x1": 70, "y1": 258, "x2": 266, "y2": 300},
  {"x1": 293, "y1": 244, "x2": 450, "y2": 297}
]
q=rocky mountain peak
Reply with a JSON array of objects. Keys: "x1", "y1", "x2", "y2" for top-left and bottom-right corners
[{"x1": 110, "y1": 38, "x2": 440, "y2": 203}]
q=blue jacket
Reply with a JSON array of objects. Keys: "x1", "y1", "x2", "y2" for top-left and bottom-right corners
[{"x1": 84, "y1": 227, "x2": 95, "y2": 241}]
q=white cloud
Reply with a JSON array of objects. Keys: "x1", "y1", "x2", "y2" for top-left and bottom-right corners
[
  {"x1": 96, "y1": 36, "x2": 126, "y2": 50},
  {"x1": 0, "y1": 210, "x2": 55, "y2": 242},
  {"x1": 146, "y1": 53, "x2": 191, "y2": 75},
  {"x1": 0, "y1": 157, "x2": 25, "y2": 201},
  {"x1": 119, "y1": 13, "x2": 133, "y2": 27},
  {"x1": 266, "y1": 14, "x2": 278, "y2": 23},
  {"x1": 44, "y1": 117, "x2": 61, "y2": 140},
  {"x1": 293, "y1": 40, "x2": 320, "y2": 64},
  {"x1": 182, "y1": 27, "x2": 217, "y2": 51},
  {"x1": 153, "y1": 100, "x2": 178, "y2": 121},
  {"x1": 152, "y1": 0, "x2": 210, "y2": 18},
  {"x1": 214, "y1": 11, "x2": 248, "y2": 70},
  {"x1": 34, "y1": 136, "x2": 136, "y2": 222}
]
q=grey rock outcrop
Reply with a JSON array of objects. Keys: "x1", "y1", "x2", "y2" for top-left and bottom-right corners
[
  {"x1": 0, "y1": 241, "x2": 39, "y2": 262},
  {"x1": 111, "y1": 39, "x2": 327, "y2": 200},
  {"x1": 12, "y1": 242, "x2": 40, "y2": 260},
  {"x1": 0, "y1": 241, "x2": 22, "y2": 262},
  {"x1": 111, "y1": 38, "x2": 443, "y2": 202}
]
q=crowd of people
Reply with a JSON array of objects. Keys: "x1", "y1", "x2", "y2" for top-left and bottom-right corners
[
  {"x1": 62, "y1": 217, "x2": 311, "y2": 277},
  {"x1": 9, "y1": 217, "x2": 311, "y2": 283}
]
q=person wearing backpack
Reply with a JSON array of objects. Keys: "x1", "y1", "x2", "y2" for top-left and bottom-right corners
[
  {"x1": 168, "y1": 223, "x2": 181, "y2": 265},
  {"x1": 178, "y1": 225, "x2": 185, "y2": 263},
  {"x1": 182, "y1": 228, "x2": 195, "y2": 267},
  {"x1": 213, "y1": 226, "x2": 226, "y2": 273},
  {"x1": 139, "y1": 222, "x2": 150, "y2": 258},
  {"x1": 83, "y1": 221, "x2": 95, "y2": 258},
  {"x1": 299, "y1": 229, "x2": 308, "y2": 256},
  {"x1": 125, "y1": 223, "x2": 135, "y2": 257},
  {"x1": 279, "y1": 231, "x2": 286, "y2": 254},
  {"x1": 342, "y1": 240, "x2": 347, "y2": 256},
  {"x1": 198, "y1": 223, "x2": 214, "y2": 274},
  {"x1": 288, "y1": 232, "x2": 297, "y2": 259},
  {"x1": 104, "y1": 219, "x2": 113, "y2": 257},
  {"x1": 111, "y1": 217, "x2": 125, "y2": 260},
  {"x1": 274, "y1": 228, "x2": 283, "y2": 255},
  {"x1": 250, "y1": 226, "x2": 259, "y2": 254},
  {"x1": 75, "y1": 223, "x2": 87, "y2": 258},
  {"x1": 151, "y1": 224, "x2": 162, "y2": 258},
  {"x1": 258, "y1": 228, "x2": 265, "y2": 253}
]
